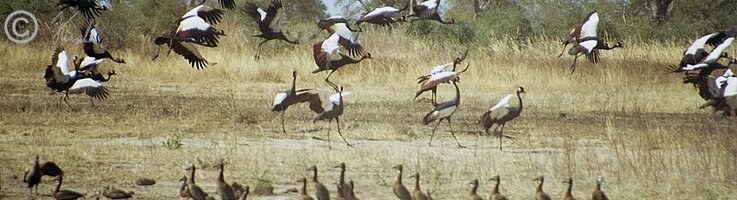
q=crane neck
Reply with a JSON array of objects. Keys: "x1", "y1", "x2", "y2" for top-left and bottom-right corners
[
  {"x1": 536, "y1": 179, "x2": 544, "y2": 192},
  {"x1": 565, "y1": 181, "x2": 573, "y2": 197},
  {"x1": 492, "y1": 181, "x2": 500, "y2": 194},
  {"x1": 470, "y1": 181, "x2": 478, "y2": 195},
  {"x1": 452, "y1": 82, "x2": 460, "y2": 104},
  {"x1": 338, "y1": 167, "x2": 345, "y2": 185},
  {"x1": 217, "y1": 165, "x2": 225, "y2": 182},
  {"x1": 300, "y1": 179, "x2": 308, "y2": 195},
  {"x1": 396, "y1": 168, "x2": 402, "y2": 184},
  {"x1": 414, "y1": 175, "x2": 421, "y2": 191},
  {"x1": 289, "y1": 74, "x2": 297, "y2": 95},
  {"x1": 188, "y1": 167, "x2": 196, "y2": 184},
  {"x1": 312, "y1": 168, "x2": 319, "y2": 182}
]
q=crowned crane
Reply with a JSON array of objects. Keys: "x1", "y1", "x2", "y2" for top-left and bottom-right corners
[
  {"x1": 216, "y1": 162, "x2": 237, "y2": 200},
  {"x1": 591, "y1": 177, "x2": 609, "y2": 200},
  {"x1": 313, "y1": 86, "x2": 352, "y2": 149},
  {"x1": 152, "y1": 5, "x2": 225, "y2": 68},
  {"x1": 186, "y1": 165, "x2": 211, "y2": 200},
  {"x1": 670, "y1": 31, "x2": 729, "y2": 69},
  {"x1": 423, "y1": 81, "x2": 464, "y2": 148},
  {"x1": 415, "y1": 50, "x2": 468, "y2": 104},
  {"x1": 307, "y1": 165, "x2": 330, "y2": 200},
  {"x1": 468, "y1": 179, "x2": 484, "y2": 200},
  {"x1": 562, "y1": 177, "x2": 577, "y2": 200},
  {"x1": 414, "y1": 68, "x2": 464, "y2": 105},
  {"x1": 406, "y1": 0, "x2": 454, "y2": 24},
  {"x1": 153, "y1": 34, "x2": 214, "y2": 69},
  {"x1": 312, "y1": 33, "x2": 372, "y2": 86},
  {"x1": 488, "y1": 175, "x2": 508, "y2": 200},
  {"x1": 355, "y1": 3, "x2": 409, "y2": 28},
  {"x1": 57, "y1": 0, "x2": 107, "y2": 19},
  {"x1": 392, "y1": 165, "x2": 412, "y2": 200},
  {"x1": 179, "y1": 176, "x2": 190, "y2": 199},
  {"x1": 532, "y1": 176, "x2": 551, "y2": 200},
  {"x1": 674, "y1": 28, "x2": 736, "y2": 72},
  {"x1": 244, "y1": 0, "x2": 299, "y2": 60},
  {"x1": 566, "y1": 12, "x2": 623, "y2": 73},
  {"x1": 479, "y1": 86, "x2": 525, "y2": 150},
  {"x1": 44, "y1": 47, "x2": 109, "y2": 107},
  {"x1": 272, "y1": 71, "x2": 324, "y2": 134},
  {"x1": 53, "y1": 176, "x2": 85, "y2": 200},
  {"x1": 409, "y1": 173, "x2": 429, "y2": 200},
  {"x1": 312, "y1": 16, "x2": 364, "y2": 57},
  {"x1": 80, "y1": 22, "x2": 125, "y2": 63},
  {"x1": 77, "y1": 56, "x2": 116, "y2": 82}
]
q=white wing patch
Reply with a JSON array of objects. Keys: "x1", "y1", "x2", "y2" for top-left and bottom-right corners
[
  {"x1": 322, "y1": 33, "x2": 341, "y2": 61},
  {"x1": 428, "y1": 71, "x2": 456, "y2": 82},
  {"x1": 273, "y1": 92, "x2": 287, "y2": 106},
  {"x1": 182, "y1": 5, "x2": 204, "y2": 19},
  {"x1": 257, "y1": 8, "x2": 267, "y2": 22},
  {"x1": 685, "y1": 33, "x2": 719, "y2": 55},
  {"x1": 329, "y1": 91, "x2": 350, "y2": 105},
  {"x1": 56, "y1": 50, "x2": 70, "y2": 76},
  {"x1": 69, "y1": 78, "x2": 102, "y2": 91},
  {"x1": 365, "y1": 7, "x2": 399, "y2": 18},
  {"x1": 579, "y1": 12, "x2": 599, "y2": 38},
  {"x1": 704, "y1": 37, "x2": 733, "y2": 63},
  {"x1": 334, "y1": 23, "x2": 356, "y2": 42},
  {"x1": 579, "y1": 40, "x2": 598, "y2": 53},
  {"x1": 178, "y1": 17, "x2": 211, "y2": 32},
  {"x1": 429, "y1": 63, "x2": 453, "y2": 75},
  {"x1": 433, "y1": 105, "x2": 456, "y2": 119},
  {"x1": 489, "y1": 94, "x2": 513, "y2": 111},
  {"x1": 419, "y1": 0, "x2": 438, "y2": 9},
  {"x1": 80, "y1": 56, "x2": 103, "y2": 69}
]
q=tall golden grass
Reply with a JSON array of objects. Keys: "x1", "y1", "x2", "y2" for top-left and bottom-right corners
[{"x1": 1, "y1": 14, "x2": 736, "y2": 199}]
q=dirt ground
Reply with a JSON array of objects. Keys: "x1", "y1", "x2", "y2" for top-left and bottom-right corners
[{"x1": 2, "y1": 65, "x2": 736, "y2": 200}]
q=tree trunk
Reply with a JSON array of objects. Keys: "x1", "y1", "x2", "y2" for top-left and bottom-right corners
[{"x1": 650, "y1": 0, "x2": 674, "y2": 22}]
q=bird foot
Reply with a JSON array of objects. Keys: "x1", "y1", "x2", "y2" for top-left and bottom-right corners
[{"x1": 457, "y1": 145, "x2": 467, "y2": 149}]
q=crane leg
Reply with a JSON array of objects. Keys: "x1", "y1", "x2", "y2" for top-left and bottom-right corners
[
  {"x1": 569, "y1": 54, "x2": 580, "y2": 74},
  {"x1": 557, "y1": 44, "x2": 568, "y2": 58},
  {"x1": 63, "y1": 93, "x2": 72, "y2": 108},
  {"x1": 255, "y1": 40, "x2": 269, "y2": 61},
  {"x1": 499, "y1": 123, "x2": 506, "y2": 151},
  {"x1": 57, "y1": 93, "x2": 65, "y2": 107},
  {"x1": 447, "y1": 118, "x2": 464, "y2": 148},
  {"x1": 428, "y1": 120, "x2": 441, "y2": 147},
  {"x1": 89, "y1": 97, "x2": 95, "y2": 107},
  {"x1": 336, "y1": 117, "x2": 351, "y2": 147},
  {"x1": 280, "y1": 111, "x2": 287, "y2": 135},
  {"x1": 326, "y1": 120, "x2": 332, "y2": 150}
]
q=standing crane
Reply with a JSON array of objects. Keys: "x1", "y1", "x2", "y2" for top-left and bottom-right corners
[
  {"x1": 479, "y1": 86, "x2": 526, "y2": 150},
  {"x1": 313, "y1": 86, "x2": 352, "y2": 149},
  {"x1": 422, "y1": 81, "x2": 464, "y2": 148},
  {"x1": 244, "y1": 0, "x2": 299, "y2": 60},
  {"x1": 272, "y1": 71, "x2": 324, "y2": 134}
]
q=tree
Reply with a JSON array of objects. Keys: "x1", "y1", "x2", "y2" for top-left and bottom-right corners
[{"x1": 649, "y1": 0, "x2": 674, "y2": 23}]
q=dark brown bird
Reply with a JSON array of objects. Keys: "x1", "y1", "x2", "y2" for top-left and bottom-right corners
[
  {"x1": 415, "y1": 51, "x2": 469, "y2": 104},
  {"x1": 53, "y1": 176, "x2": 85, "y2": 200},
  {"x1": 272, "y1": 71, "x2": 324, "y2": 134},
  {"x1": 409, "y1": 173, "x2": 429, "y2": 200},
  {"x1": 101, "y1": 185, "x2": 134, "y2": 199},
  {"x1": 152, "y1": 5, "x2": 225, "y2": 69},
  {"x1": 312, "y1": 16, "x2": 364, "y2": 57},
  {"x1": 179, "y1": 176, "x2": 190, "y2": 199},
  {"x1": 23, "y1": 155, "x2": 64, "y2": 195},
  {"x1": 533, "y1": 176, "x2": 551, "y2": 200},
  {"x1": 135, "y1": 177, "x2": 156, "y2": 187},
  {"x1": 216, "y1": 162, "x2": 236, "y2": 200},
  {"x1": 391, "y1": 165, "x2": 411, "y2": 200},
  {"x1": 238, "y1": 185, "x2": 250, "y2": 200},
  {"x1": 488, "y1": 175, "x2": 508, "y2": 200},
  {"x1": 298, "y1": 177, "x2": 315, "y2": 200},
  {"x1": 45, "y1": 47, "x2": 110, "y2": 107},
  {"x1": 591, "y1": 177, "x2": 609, "y2": 200},
  {"x1": 562, "y1": 177, "x2": 576, "y2": 200},
  {"x1": 186, "y1": 165, "x2": 210, "y2": 200},
  {"x1": 345, "y1": 180, "x2": 359, "y2": 200},
  {"x1": 244, "y1": 0, "x2": 299, "y2": 60},
  {"x1": 57, "y1": 0, "x2": 107, "y2": 19},
  {"x1": 334, "y1": 163, "x2": 349, "y2": 197},
  {"x1": 307, "y1": 165, "x2": 330, "y2": 200},
  {"x1": 468, "y1": 179, "x2": 483, "y2": 200},
  {"x1": 479, "y1": 86, "x2": 526, "y2": 150},
  {"x1": 355, "y1": 4, "x2": 409, "y2": 28}
]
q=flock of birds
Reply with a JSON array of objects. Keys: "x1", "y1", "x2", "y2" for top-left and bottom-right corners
[
  {"x1": 33, "y1": 0, "x2": 736, "y2": 199},
  {"x1": 23, "y1": 155, "x2": 612, "y2": 200}
]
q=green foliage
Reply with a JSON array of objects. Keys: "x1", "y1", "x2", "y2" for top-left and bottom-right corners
[{"x1": 406, "y1": 20, "x2": 475, "y2": 44}]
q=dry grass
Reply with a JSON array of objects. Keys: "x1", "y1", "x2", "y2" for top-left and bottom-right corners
[{"x1": 1, "y1": 16, "x2": 736, "y2": 199}]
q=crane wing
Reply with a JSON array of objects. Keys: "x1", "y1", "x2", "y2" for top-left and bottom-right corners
[
  {"x1": 489, "y1": 94, "x2": 513, "y2": 111},
  {"x1": 52, "y1": 47, "x2": 71, "y2": 76},
  {"x1": 171, "y1": 41, "x2": 211, "y2": 69},
  {"x1": 68, "y1": 78, "x2": 109, "y2": 99},
  {"x1": 579, "y1": 12, "x2": 599, "y2": 39}
]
